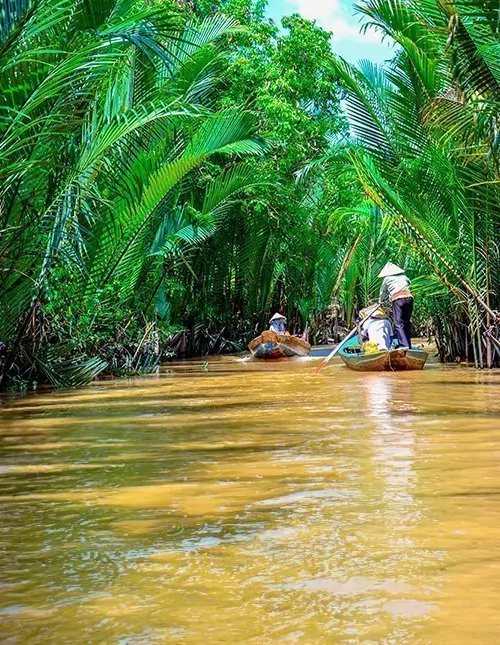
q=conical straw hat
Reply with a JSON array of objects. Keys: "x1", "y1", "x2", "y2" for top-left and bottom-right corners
[
  {"x1": 378, "y1": 262, "x2": 405, "y2": 278},
  {"x1": 360, "y1": 305, "x2": 387, "y2": 320},
  {"x1": 269, "y1": 312, "x2": 286, "y2": 322}
]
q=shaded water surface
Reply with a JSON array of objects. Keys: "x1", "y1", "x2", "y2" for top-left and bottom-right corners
[{"x1": 0, "y1": 356, "x2": 499, "y2": 643}]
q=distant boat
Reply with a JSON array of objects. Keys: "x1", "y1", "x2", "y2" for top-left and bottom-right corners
[
  {"x1": 338, "y1": 335, "x2": 428, "y2": 371},
  {"x1": 248, "y1": 330, "x2": 311, "y2": 359}
]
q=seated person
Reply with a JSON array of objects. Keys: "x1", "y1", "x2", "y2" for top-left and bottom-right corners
[
  {"x1": 269, "y1": 313, "x2": 287, "y2": 334},
  {"x1": 358, "y1": 305, "x2": 393, "y2": 351}
]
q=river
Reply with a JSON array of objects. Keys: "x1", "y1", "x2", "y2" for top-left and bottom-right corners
[{"x1": 0, "y1": 355, "x2": 499, "y2": 643}]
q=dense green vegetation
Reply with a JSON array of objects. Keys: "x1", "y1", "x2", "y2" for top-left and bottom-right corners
[
  {"x1": 0, "y1": 0, "x2": 498, "y2": 389},
  {"x1": 321, "y1": 0, "x2": 500, "y2": 367}
]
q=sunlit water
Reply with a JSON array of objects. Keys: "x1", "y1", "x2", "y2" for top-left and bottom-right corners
[{"x1": 0, "y1": 355, "x2": 499, "y2": 643}]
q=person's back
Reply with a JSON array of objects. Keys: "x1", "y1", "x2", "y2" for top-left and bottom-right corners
[
  {"x1": 378, "y1": 262, "x2": 413, "y2": 349},
  {"x1": 359, "y1": 306, "x2": 393, "y2": 351},
  {"x1": 379, "y1": 273, "x2": 412, "y2": 302}
]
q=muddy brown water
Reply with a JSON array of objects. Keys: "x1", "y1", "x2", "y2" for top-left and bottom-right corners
[{"x1": 0, "y1": 355, "x2": 499, "y2": 643}]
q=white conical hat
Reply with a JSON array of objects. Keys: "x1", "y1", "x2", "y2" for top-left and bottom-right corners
[
  {"x1": 359, "y1": 305, "x2": 387, "y2": 320},
  {"x1": 378, "y1": 262, "x2": 405, "y2": 278},
  {"x1": 269, "y1": 312, "x2": 286, "y2": 322}
]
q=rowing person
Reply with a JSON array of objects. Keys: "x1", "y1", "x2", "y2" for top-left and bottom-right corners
[
  {"x1": 269, "y1": 313, "x2": 287, "y2": 334},
  {"x1": 378, "y1": 262, "x2": 413, "y2": 349},
  {"x1": 358, "y1": 305, "x2": 393, "y2": 351}
]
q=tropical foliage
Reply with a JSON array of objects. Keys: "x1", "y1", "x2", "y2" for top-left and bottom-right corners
[
  {"x1": 0, "y1": 0, "x2": 498, "y2": 389},
  {"x1": 316, "y1": 0, "x2": 499, "y2": 366},
  {"x1": 0, "y1": 0, "x2": 269, "y2": 387},
  {"x1": 0, "y1": 0, "x2": 346, "y2": 388},
  {"x1": 158, "y1": 1, "x2": 349, "y2": 352}
]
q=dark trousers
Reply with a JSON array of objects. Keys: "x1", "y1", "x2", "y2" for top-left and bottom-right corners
[{"x1": 392, "y1": 297, "x2": 413, "y2": 348}]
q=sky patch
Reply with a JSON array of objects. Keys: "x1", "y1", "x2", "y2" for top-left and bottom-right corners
[{"x1": 266, "y1": 0, "x2": 394, "y2": 63}]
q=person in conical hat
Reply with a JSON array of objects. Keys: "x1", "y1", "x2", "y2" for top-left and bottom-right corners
[
  {"x1": 378, "y1": 262, "x2": 413, "y2": 349},
  {"x1": 359, "y1": 304, "x2": 386, "y2": 320},
  {"x1": 269, "y1": 312, "x2": 286, "y2": 334},
  {"x1": 378, "y1": 262, "x2": 405, "y2": 278},
  {"x1": 358, "y1": 303, "x2": 393, "y2": 351}
]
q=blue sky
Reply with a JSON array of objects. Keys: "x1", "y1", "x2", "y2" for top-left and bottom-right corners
[{"x1": 266, "y1": 0, "x2": 394, "y2": 63}]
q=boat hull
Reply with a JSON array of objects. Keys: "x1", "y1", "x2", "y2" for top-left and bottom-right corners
[
  {"x1": 339, "y1": 336, "x2": 428, "y2": 371},
  {"x1": 249, "y1": 331, "x2": 311, "y2": 359}
]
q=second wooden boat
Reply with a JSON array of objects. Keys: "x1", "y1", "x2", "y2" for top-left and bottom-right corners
[
  {"x1": 339, "y1": 336, "x2": 428, "y2": 371},
  {"x1": 248, "y1": 330, "x2": 311, "y2": 359}
]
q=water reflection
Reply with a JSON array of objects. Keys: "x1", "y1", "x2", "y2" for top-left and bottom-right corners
[
  {"x1": 0, "y1": 359, "x2": 498, "y2": 643},
  {"x1": 364, "y1": 375, "x2": 418, "y2": 500}
]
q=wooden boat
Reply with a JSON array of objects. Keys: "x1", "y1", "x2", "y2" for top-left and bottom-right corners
[
  {"x1": 338, "y1": 335, "x2": 428, "y2": 372},
  {"x1": 248, "y1": 330, "x2": 311, "y2": 359}
]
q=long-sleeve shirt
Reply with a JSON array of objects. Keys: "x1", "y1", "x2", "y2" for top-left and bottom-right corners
[{"x1": 379, "y1": 274, "x2": 412, "y2": 303}]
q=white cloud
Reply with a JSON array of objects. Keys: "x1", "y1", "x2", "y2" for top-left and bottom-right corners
[{"x1": 283, "y1": 0, "x2": 382, "y2": 44}]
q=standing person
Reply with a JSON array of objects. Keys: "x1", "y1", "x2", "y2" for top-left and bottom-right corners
[
  {"x1": 269, "y1": 313, "x2": 287, "y2": 334},
  {"x1": 358, "y1": 305, "x2": 393, "y2": 351},
  {"x1": 378, "y1": 262, "x2": 413, "y2": 349}
]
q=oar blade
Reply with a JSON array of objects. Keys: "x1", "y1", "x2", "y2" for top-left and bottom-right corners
[{"x1": 315, "y1": 359, "x2": 327, "y2": 374}]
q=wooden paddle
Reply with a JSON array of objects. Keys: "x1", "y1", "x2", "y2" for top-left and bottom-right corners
[{"x1": 315, "y1": 302, "x2": 382, "y2": 374}]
